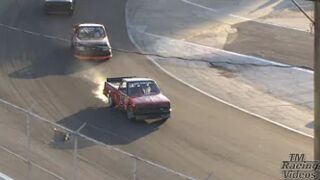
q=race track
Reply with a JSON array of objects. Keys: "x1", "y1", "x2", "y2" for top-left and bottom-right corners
[{"x1": 0, "y1": 0, "x2": 313, "y2": 179}]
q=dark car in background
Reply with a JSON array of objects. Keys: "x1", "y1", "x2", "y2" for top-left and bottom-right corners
[
  {"x1": 44, "y1": 0, "x2": 74, "y2": 15},
  {"x1": 71, "y1": 23, "x2": 112, "y2": 60}
]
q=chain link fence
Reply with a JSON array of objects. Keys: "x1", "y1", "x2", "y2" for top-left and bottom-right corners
[{"x1": 0, "y1": 99, "x2": 196, "y2": 180}]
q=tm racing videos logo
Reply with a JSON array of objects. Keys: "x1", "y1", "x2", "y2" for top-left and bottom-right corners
[{"x1": 282, "y1": 153, "x2": 320, "y2": 180}]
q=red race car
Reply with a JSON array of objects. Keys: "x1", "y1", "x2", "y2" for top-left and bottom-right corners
[
  {"x1": 71, "y1": 23, "x2": 112, "y2": 60},
  {"x1": 103, "y1": 77, "x2": 171, "y2": 121}
]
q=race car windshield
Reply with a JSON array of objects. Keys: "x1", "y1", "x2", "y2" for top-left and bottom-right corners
[
  {"x1": 78, "y1": 27, "x2": 106, "y2": 40},
  {"x1": 128, "y1": 81, "x2": 160, "y2": 97}
]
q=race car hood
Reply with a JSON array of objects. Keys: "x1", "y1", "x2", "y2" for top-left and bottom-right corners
[{"x1": 131, "y1": 93, "x2": 170, "y2": 107}]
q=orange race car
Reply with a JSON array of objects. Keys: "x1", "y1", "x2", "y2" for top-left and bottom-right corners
[{"x1": 71, "y1": 23, "x2": 112, "y2": 60}]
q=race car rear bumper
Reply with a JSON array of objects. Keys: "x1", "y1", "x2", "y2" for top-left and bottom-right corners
[
  {"x1": 44, "y1": 3, "x2": 73, "y2": 15},
  {"x1": 74, "y1": 54, "x2": 112, "y2": 60},
  {"x1": 45, "y1": 9, "x2": 73, "y2": 14}
]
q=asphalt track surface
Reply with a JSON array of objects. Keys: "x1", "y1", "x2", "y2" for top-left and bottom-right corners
[
  {"x1": 224, "y1": 20, "x2": 314, "y2": 69},
  {"x1": 0, "y1": 0, "x2": 313, "y2": 180}
]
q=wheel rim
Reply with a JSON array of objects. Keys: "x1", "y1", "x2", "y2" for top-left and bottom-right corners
[
  {"x1": 127, "y1": 108, "x2": 132, "y2": 119},
  {"x1": 108, "y1": 96, "x2": 112, "y2": 106}
]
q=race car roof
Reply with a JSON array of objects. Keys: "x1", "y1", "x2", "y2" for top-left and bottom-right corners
[
  {"x1": 45, "y1": 0, "x2": 73, "y2": 2},
  {"x1": 123, "y1": 78, "x2": 154, "y2": 82},
  {"x1": 78, "y1": 23, "x2": 104, "y2": 27}
]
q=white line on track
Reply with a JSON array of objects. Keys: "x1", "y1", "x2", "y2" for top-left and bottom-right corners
[
  {"x1": 0, "y1": 23, "x2": 69, "y2": 42},
  {"x1": 0, "y1": 16, "x2": 314, "y2": 141},
  {"x1": 127, "y1": 29, "x2": 313, "y2": 139},
  {"x1": 0, "y1": 172, "x2": 14, "y2": 180},
  {"x1": 141, "y1": 30, "x2": 313, "y2": 74},
  {"x1": 0, "y1": 22, "x2": 196, "y2": 180},
  {"x1": 181, "y1": 0, "x2": 309, "y2": 32},
  {"x1": 124, "y1": 0, "x2": 313, "y2": 138},
  {"x1": 0, "y1": 145, "x2": 65, "y2": 180},
  {"x1": 0, "y1": 21, "x2": 313, "y2": 73},
  {"x1": 0, "y1": 98, "x2": 196, "y2": 180},
  {"x1": 125, "y1": 0, "x2": 313, "y2": 139}
]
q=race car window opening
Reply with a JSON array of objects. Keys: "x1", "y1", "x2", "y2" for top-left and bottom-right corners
[
  {"x1": 119, "y1": 82, "x2": 127, "y2": 94},
  {"x1": 77, "y1": 27, "x2": 106, "y2": 40},
  {"x1": 127, "y1": 81, "x2": 160, "y2": 97},
  {"x1": 45, "y1": 1, "x2": 72, "y2": 8}
]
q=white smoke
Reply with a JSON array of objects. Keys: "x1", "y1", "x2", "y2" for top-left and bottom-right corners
[{"x1": 81, "y1": 68, "x2": 108, "y2": 103}]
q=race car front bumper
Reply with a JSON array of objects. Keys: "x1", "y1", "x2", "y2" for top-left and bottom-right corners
[{"x1": 133, "y1": 107, "x2": 171, "y2": 120}]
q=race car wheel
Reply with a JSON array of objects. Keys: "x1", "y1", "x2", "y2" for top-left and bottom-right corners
[
  {"x1": 161, "y1": 117, "x2": 169, "y2": 121},
  {"x1": 44, "y1": 10, "x2": 51, "y2": 15},
  {"x1": 107, "y1": 96, "x2": 114, "y2": 107},
  {"x1": 127, "y1": 107, "x2": 136, "y2": 121},
  {"x1": 68, "y1": 10, "x2": 74, "y2": 16}
]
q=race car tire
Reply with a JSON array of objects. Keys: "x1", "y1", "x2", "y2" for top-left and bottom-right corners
[
  {"x1": 68, "y1": 10, "x2": 74, "y2": 16},
  {"x1": 44, "y1": 10, "x2": 51, "y2": 15},
  {"x1": 161, "y1": 117, "x2": 169, "y2": 121},
  {"x1": 127, "y1": 107, "x2": 136, "y2": 121},
  {"x1": 107, "y1": 96, "x2": 114, "y2": 107}
]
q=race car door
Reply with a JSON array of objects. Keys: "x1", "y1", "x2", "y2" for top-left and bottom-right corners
[{"x1": 118, "y1": 81, "x2": 127, "y2": 109}]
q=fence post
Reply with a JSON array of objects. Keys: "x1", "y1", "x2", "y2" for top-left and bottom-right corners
[
  {"x1": 73, "y1": 133, "x2": 78, "y2": 180},
  {"x1": 26, "y1": 112, "x2": 31, "y2": 180},
  {"x1": 204, "y1": 171, "x2": 214, "y2": 180},
  {"x1": 26, "y1": 105, "x2": 35, "y2": 180},
  {"x1": 73, "y1": 123, "x2": 87, "y2": 180},
  {"x1": 133, "y1": 158, "x2": 137, "y2": 180}
]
